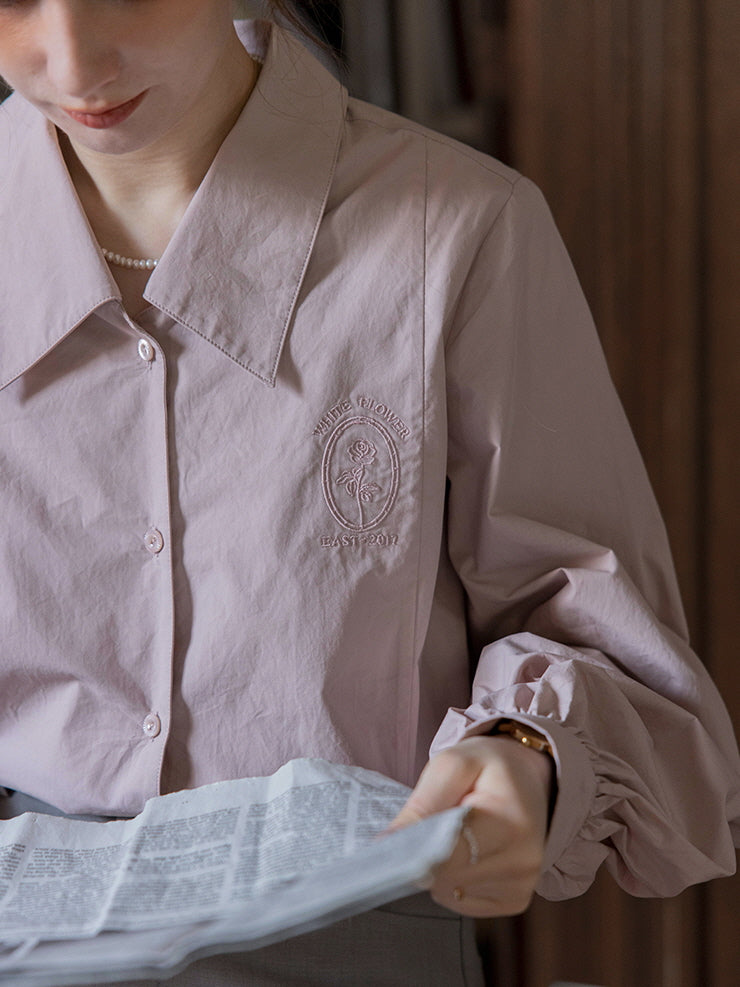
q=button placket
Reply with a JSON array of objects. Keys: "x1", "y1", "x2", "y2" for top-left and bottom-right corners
[{"x1": 132, "y1": 314, "x2": 172, "y2": 772}]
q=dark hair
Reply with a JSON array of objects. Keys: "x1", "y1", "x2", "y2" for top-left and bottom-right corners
[
  {"x1": 266, "y1": 1, "x2": 308, "y2": 34},
  {"x1": 267, "y1": 0, "x2": 314, "y2": 34},
  {"x1": 265, "y1": 1, "x2": 340, "y2": 56}
]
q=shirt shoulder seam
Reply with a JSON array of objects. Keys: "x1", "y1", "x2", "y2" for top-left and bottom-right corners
[{"x1": 345, "y1": 100, "x2": 520, "y2": 188}]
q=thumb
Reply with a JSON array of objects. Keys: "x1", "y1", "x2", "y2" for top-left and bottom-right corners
[{"x1": 390, "y1": 748, "x2": 481, "y2": 831}]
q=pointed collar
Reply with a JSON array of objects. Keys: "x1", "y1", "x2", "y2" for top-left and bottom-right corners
[
  {"x1": 0, "y1": 96, "x2": 119, "y2": 391},
  {"x1": 0, "y1": 22, "x2": 347, "y2": 389}
]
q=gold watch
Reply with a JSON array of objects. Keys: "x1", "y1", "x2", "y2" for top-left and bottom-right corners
[{"x1": 492, "y1": 719, "x2": 553, "y2": 757}]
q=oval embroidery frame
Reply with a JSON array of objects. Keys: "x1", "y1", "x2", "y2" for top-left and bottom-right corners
[{"x1": 321, "y1": 415, "x2": 401, "y2": 532}]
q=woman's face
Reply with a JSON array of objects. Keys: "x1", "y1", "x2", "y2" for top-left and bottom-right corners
[{"x1": 0, "y1": 0, "x2": 243, "y2": 155}]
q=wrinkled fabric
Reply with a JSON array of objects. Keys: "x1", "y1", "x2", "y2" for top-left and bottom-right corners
[{"x1": 1, "y1": 21, "x2": 738, "y2": 901}]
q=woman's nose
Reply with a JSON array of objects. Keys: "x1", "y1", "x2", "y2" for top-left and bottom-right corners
[{"x1": 41, "y1": 1, "x2": 120, "y2": 101}]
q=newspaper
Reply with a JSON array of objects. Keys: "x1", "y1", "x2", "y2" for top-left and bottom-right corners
[{"x1": 0, "y1": 759, "x2": 466, "y2": 985}]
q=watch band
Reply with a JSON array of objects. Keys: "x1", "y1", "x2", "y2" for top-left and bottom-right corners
[{"x1": 492, "y1": 719, "x2": 553, "y2": 757}]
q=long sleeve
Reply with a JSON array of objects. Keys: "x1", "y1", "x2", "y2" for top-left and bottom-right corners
[{"x1": 431, "y1": 176, "x2": 740, "y2": 899}]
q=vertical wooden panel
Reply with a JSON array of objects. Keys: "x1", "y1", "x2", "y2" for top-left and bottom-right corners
[
  {"x1": 703, "y1": 0, "x2": 740, "y2": 982},
  {"x1": 505, "y1": 0, "x2": 702, "y2": 614}
]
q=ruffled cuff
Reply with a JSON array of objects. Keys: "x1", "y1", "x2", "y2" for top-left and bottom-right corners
[{"x1": 432, "y1": 701, "x2": 738, "y2": 899}]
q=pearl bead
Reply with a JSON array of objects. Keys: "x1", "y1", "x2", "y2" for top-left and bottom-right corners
[{"x1": 101, "y1": 247, "x2": 160, "y2": 270}]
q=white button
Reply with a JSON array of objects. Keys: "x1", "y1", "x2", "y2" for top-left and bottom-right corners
[
  {"x1": 138, "y1": 338, "x2": 155, "y2": 362},
  {"x1": 144, "y1": 527, "x2": 164, "y2": 554},
  {"x1": 143, "y1": 714, "x2": 161, "y2": 738}
]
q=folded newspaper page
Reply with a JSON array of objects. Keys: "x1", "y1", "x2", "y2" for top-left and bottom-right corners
[{"x1": 0, "y1": 759, "x2": 466, "y2": 985}]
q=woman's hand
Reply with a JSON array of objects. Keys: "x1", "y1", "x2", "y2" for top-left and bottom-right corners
[{"x1": 390, "y1": 735, "x2": 553, "y2": 917}]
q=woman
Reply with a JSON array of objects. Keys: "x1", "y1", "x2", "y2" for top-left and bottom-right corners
[{"x1": 1, "y1": 2, "x2": 738, "y2": 984}]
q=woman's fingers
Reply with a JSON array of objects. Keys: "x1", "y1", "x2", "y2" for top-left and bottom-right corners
[
  {"x1": 430, "y1": 809, "x2": 545, "y2": 916},
  {"x1": 392, "y1": 735, "x2": 552, "y2": 917},
  {"x1": 390, "y1": 745, "x2": 482, "y2": 830}
]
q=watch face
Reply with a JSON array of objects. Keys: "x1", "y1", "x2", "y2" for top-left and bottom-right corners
[{"x1": 496, "y1": 721, "x2": 552, "y2": 755}]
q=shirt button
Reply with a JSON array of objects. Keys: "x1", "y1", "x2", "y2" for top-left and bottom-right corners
[
  {"x1": 144, "y1": 527, "x2": 164, "y2": 554},
  {"x1": 138, "y1": 338, "x2": 155, "y2": 362},
  {"x1": 142, "y1": 714, "x2": 161, "y2": 738}
]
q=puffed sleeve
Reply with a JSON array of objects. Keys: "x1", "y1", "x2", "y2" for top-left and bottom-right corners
[{"x1": 431, "y1": 175, "x2": 740, "y2": 899}]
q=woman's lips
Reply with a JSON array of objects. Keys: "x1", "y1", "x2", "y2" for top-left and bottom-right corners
[{"x1": 63, "y1": 91, "x2": 147, "y2": 130}]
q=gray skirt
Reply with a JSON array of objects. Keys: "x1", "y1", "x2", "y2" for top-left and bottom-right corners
[
  {"x1": 1, "y1": 791, "x2": 486, "y2": 987},
  {"x1": 117, "y1": 893, "x2": 485, "y2": 986}
]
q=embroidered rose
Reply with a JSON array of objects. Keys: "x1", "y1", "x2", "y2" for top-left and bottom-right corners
[
  {"x1": 336, "y1": 439, "x2": 382, "y2": 526},
  {"x1": 347, "y1": 439, "x2": 377, "y2": 467},
  {"x1": 321, "y1": 415, "x2": 402, "y2": 532}
]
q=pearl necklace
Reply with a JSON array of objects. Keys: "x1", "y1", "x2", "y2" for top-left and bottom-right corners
[{"x1": 102, "y1": 247, "x2": 159, "y2": 271}]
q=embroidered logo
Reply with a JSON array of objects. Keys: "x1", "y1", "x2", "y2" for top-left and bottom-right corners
[{"x1": 321, "y1": 416, "x2": 400, "y2": 532}]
